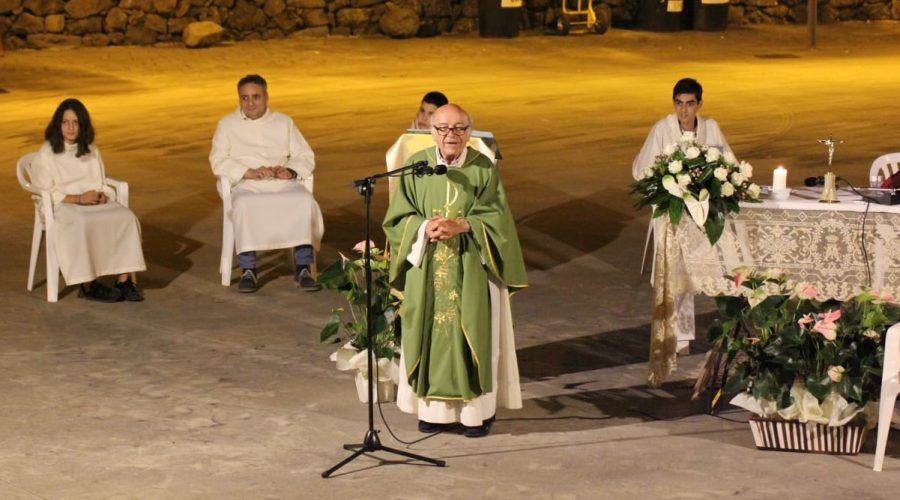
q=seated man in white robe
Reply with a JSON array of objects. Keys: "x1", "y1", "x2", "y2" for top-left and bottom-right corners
[
  {"x1": 210, "y1": 74, "x2": 324, "y2": 293},
  {"x1": 410, "y1": 91, "x2": 448, "y2": 130},
  {"x1": 633, "y1": 77, "x2": 732, "y2": 352}
]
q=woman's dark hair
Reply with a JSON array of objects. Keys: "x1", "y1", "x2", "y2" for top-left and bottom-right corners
[{"x1": 44, "y1": 98, "x2": 94, "y2": 157}]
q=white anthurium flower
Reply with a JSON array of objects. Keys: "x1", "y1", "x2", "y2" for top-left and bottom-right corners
[
  {"x1": 683, "y1": 188, "x2": 710, "y2": 228},
  {"x1": 680, "y1": 131, "x2": 695, "y2": 143},
  {"x1": 714, "y1": 167, "x2": 728, "y2": 181},
  {"x1": 644, "y1": 166, "x2": 655, "y2": 179},
  {"x1": 346, "y1": 348, "x2": 395, "y2": 382},
  {"x1": 667, "y1": 160, "x2": 683, "y2": 174},
  {"x1": 739, "y1": 161, "x2": 753, "y2": 177},
  {"x1": 721, "y1": 182, "x2": 735, "y2": 197},
  {"x1": 677, "y1": 173, "x2": 691, "y2": 187},
  {"x1": 661, "y1": 175, "x2": 685, "y2": 197},
  {"x1": 705, "y1": 148, "x2": 721, "y2": 162},
  {"x1": 747, "y1": 183, "x2": 761, "y2": 198},
  {"x1": 330, "y1": 341, "x2": 361, "y2": 371},
  {"x1": 723, "y1": 151, "x2": 737, "y2": 165},
  {"x1": 730, "y1": 171, "x2": 745, "y2": 185},
  {"x1": 663, "y1": 143, "x2": 678, "y2": 156},
  {"x1": 685, "y1": 146, "x2": 701, "y2": 160},
  {"x1": 746, "y1": 287, "x2": 768, "y2": 309}
]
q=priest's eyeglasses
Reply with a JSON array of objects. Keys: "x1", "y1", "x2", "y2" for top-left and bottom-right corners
[{"x1": 433, "y1": 125, "x2": 470, "y2": 136}]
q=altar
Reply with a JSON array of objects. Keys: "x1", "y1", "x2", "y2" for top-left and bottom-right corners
[{"x1": 649, "y1": 187, "x2": 900, "y2": 385}]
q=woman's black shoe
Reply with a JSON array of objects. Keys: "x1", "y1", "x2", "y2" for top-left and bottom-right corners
[
  {"x1": 115, "y1": 278, "x2": 144, "y2": 302},
  {"x1": 79, "y1": 280, "x2": 123, "y2": 303}
]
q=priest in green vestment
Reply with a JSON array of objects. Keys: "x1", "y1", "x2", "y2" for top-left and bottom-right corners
[{"x1": 382, "y1": 104, "x2": 528, "y2": 438}]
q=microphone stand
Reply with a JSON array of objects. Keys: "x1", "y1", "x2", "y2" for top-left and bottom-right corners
[{"x1": 322, "y1": 160, "x2": 446, "y2": 478}]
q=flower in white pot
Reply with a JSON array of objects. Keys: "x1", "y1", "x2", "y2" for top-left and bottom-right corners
[{"x1": 318, "y1": 242, "x2": 401, "y2": 402}]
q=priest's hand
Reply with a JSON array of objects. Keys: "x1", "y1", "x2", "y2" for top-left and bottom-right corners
[{"x1": 426, "y1": 216, "x2": 470, "y2": 242}]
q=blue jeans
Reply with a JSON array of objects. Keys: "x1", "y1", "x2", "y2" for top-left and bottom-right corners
[{"x1": 237, "y1": 245, "x2": 314, "y2": 270}]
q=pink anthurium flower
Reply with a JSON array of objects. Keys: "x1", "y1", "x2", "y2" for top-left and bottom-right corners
[
  {"x1": 733, "y1": 267, "x2": 750, "y2": 289},
  {"x1": 352, "y1": 240, "x2": 379, "y2": 253}
]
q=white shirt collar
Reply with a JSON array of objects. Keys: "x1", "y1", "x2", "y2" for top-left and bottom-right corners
[
  {"x1": 238, "y1": 107, "x2": 270, "y2": 121},
  {"x1": 435, "y1": 146, "x2": 467, "y2": 168}
]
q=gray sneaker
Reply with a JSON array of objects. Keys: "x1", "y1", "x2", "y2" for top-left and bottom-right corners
[
  {"x1": 295, "y1": 267, "x2": 321, "y2": 292},
  {"x1": 238, "y1": 269, "x2": 258, "y2": 293}
]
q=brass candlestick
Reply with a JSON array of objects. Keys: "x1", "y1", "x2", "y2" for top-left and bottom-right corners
[{"x1": 817, "y1": 134, "x2": 843, "y2": 203}]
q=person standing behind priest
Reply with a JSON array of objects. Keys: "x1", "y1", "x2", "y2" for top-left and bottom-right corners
[
  {"x1": 383, "y1": 104, "x2": 528, "y2": 438},
  {"x1": 411, "y1": 91, "x2": 449, "y2": 130},
  {"x1": 632, "y1": 77, "x2": 732, "y2": 181},
  {"x1": 210, "y1": 74, "x2": 323, "y2": 293}
]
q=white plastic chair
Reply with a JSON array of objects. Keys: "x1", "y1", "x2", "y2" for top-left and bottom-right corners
[
  {"x1": 218, "y1": 174, "x2": 314, "y2": 286},
  {"x1": 874, "y1": 323, "x2": 900, "y2": 471},
  {"x1": 17, "y1": 152, "x2": 130, "y2": 302},
  {"x1": 870, "y1": 153, "x2": 900, "y2": 185}
]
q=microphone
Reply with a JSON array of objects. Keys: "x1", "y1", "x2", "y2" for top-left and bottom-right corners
[
  {"x1": 433, "y1": 164, "x2": 448, "y2": 175},
  {"x1": 804, "y1": 176, "x2": 825, "y2": 187}
]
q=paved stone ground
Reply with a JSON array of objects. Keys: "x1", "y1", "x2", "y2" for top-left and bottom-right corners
[{"x1": 1, "y1": 23, "x2": 899, "y2": 499}]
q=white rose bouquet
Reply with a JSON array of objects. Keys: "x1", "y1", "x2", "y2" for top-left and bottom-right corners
[{"x1": 631, "y1": 133, "x2": 761, "y2": 245}]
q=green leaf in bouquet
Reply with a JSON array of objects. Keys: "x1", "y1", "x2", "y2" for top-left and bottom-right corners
[
  {"x1": 652, "y1": 203, "x2": 669, "y2": 219},
  {"x1": 840, "y1": 375, "x2": 864, "y2": 403},
  {"x1": 668, "y1": 197, "x2": 684, "y2": 226},
  {"x1": 723, "y1": 364, "x2": 750, "y2": 396},
  {"x1": 703, "y1": 212, "x2": 725, "y2": 245},
  {"x1": 648, "y1": 191, "x2": 671, "y2": 207},
  {"x1": 709, "y1": 178, "x2": 722, "y2": 199},
  {"x1": 805, "y1": 374, "x2": 831, "y2": 401},
  {"x1": 317, "y1": 259, "x2": 352, "y2": 288},
  {"x1": 706, "y1": 319, "x2": 725, "y2": 344},
  {"x1": 320, "y1": 311, "x2": 343, "y2": 343},
  {"x1": 696, "y1": 165, "x2": 714, "y2": 183},
  {"x1": 751, "y1": 370, "x2": 778, "y2": 401},
  {"x1": 371, "y1": 309, "x2": 389, "y2": 336},
  {"x1": 724, "y1": 197, "x2": 740, "y2": 214}
]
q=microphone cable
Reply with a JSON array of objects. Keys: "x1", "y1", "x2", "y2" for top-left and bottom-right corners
[{"x1": 836, "y1": 177, "x2": 874, "y2": 288}]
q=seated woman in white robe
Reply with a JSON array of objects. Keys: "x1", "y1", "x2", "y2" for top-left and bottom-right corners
[{"x1": 29, "y1": 98, "x2": 147, "y2": 302}]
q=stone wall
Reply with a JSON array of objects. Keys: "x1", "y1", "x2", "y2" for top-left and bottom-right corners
[
  {"x1": 1, "y1": 0, "x2": 899, "y2": 49},
  {"x1": 521, "y1": 0, "x2": 900, "y2": 27},
  {"x1": 728, "y1": 0, "x2": 899, "y2": 24},
  {"x1": 0, "y1": 0, "x2": 482, "y2": 48}
]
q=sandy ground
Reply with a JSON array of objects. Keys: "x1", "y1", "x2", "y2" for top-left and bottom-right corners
[{"x1": 1, "y1": 22, "x2": 900, "y2": 499}]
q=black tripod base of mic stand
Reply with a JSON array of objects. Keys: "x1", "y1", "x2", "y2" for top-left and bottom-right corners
[{"x1": 321, "y1": 429, "x2": 446, "y2": 478}]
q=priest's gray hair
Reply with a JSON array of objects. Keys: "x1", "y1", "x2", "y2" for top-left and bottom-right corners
[{"x1": 429, "y1": 103, "x2": 472, "y2": 127}]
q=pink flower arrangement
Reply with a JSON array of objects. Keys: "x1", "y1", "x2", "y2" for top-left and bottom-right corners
[{"x1": 811, "y1": 309, "x2": 841, "y2": 341}]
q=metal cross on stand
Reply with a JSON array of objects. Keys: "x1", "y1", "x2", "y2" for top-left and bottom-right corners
[
  {"x1": 817, "y1": 133, "x2": 844, "y2": 169},
  {"x1": 816, "y1": 133, "x2": 844, "y2": 203}
]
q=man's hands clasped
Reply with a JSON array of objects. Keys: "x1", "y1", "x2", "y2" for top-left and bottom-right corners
[
  {"x1": 77, "y1": 190, "x2": 108, "y2": 205},
  {"x1": 243, "y1": 166, "x2": 297, "y2": 180},
  {"x1": 426, "y1": 216, "x2": 470, "y2": 242}
]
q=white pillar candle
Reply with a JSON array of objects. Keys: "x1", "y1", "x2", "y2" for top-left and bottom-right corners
[{"x1": 773, "y1": 166, "x2": 787, "y2": 191}]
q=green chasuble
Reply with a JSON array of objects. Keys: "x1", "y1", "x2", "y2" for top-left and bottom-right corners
[{"x1": 382, "y1": 147, "x2": 528, "y2": 402}]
